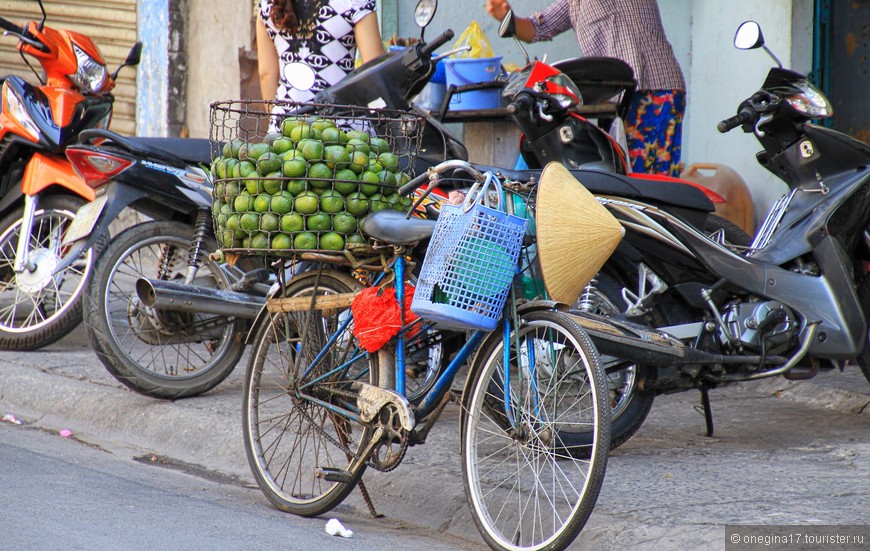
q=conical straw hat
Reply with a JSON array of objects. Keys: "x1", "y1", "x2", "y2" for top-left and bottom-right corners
[{"x1": 536, "y1": 162, "x2": 625, "y2": 304}]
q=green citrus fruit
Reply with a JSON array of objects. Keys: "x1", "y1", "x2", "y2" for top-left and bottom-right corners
[
  {"x1": 347, "y1": 234, "x2": 367, "y2": 245},
  {"x1": 369, "y1": 136, "x2": 390, "y2": 155},
  {"x1": 320, "y1": 126, "x2": 346, "y2": 145},
  {"x1": 294, "y1": 191, "x2": 319, "y2": 215},
  {"x1": 280, "y1": 213, "x2": 304, "y2": 233},
  {"x1": 280, "y1": 116, "x2": 305, "y2": 137},
  {"x1": 250, "y1": 231, "x2": 270, "y2": 249},
  {"x1": 378, "y1": 170, "x2": 398, "y2": 189},
  {"x1": 346, "y1": 130, "x2": 369, "y2": 143},
  {"x1": 345, "y1": 139, "x2": 370, "y2": 156},
  {"x1": 245, "y1": 177, "x2": 265, "y2": 195},
  {"x1": 370, "y1": 193, "x2": 389, "y2": 212},
  {"x1": 234, "y1": 193, "x2": 252, "y2": 212},
  {"x1": 257, "y1": 152, "x2": 282, "y2": 176},
  {"x1": 324, "y1": 145, "x2": 351, "y2": 170},
  {"x1": 319, "y1": 232, "x2": 344, "y2": 251},
  {"x1": 270, "y1": 233, "x2": 293, "y2": 250},
  {"x1": 264, "y1": 172, "x2": 284, "y2": 195},
  {"x1": 333, "y1": 169, "x2": 359, "y2": 195},
  {"x1": 261, "y1": 212, "x2": 280, "y2": 232},
  {"x1": 293, "y1": 232, "x2": 318, "y2": 250},
  {"x1": 310, "y1": 119, "x2": 333, "y2": 133},
  {"x1": 383, "y1": 193, "x2": 402, "y2": 211},
  {"x1": 298, "y1": 139, "x2": 324, "y2": 161},
  {"x1": 225, "y1": 213, "x2": 241, "y2": 232},
  {"x1": 253, "y1": 193, "x2": 271, "y2": 213},
  {"x1": 225, "y1": 158, "x2": 240, "y2": 179},
  {"x1": 270, "y1": 137, "x2": 294, "y2": 155},
  {"x1": 224, "y1": 181, "x2": 240, "y2": 198},
  {"x1": 282, "y1": 158, "x2": 307, "y2": 178},
  {"x1": 270, "y1": 194, "x2": 292, "y2": 214},
  {"x1": 214, "y1": 158, "x2": 227, "y2": 180},
  {"x1": 245, "y1": 142, "x2": 270, "y2": 162},
  {"x1": 306, "y1": 212, "x2": 332, "y2": 231},
  {"x1": 359, "y1": 171, "x2": 381, "y2": 196},
  {"x1": 279, "y1": 149, "x2": 303, "y2": 162},
  {"x1": 319, "y1": 190, "x2": 345, "y2": 213},
  {"x1": 345, "y1": 192, "x2": 370, "y2": 216},
  {"x1": 239, "y1": 160, "x2": 257, "y2": 178},
  {"x1": 347, "y1": 150, "x2": 369, "y2": 174},
  {"x1": 367, "y1": 160, "x2": 384, "y2": 175},
  {"x1": 332, "y1": 212, "x2": 358, "y2": 234},
  {"x1": 285, "y1": 179, "x2": 307, "y2": 196},
  {"x1": 307, "y1": 162, "x2": 334, "y2": 190},
  {"x1": 240, "y1": 212, "x2": 260, "y2": 232},
  {"x1": 289, "y1": 125, "x2": 322, "y2": 142},
  {"x1": 214, "y1": 181, "x2": 226, "y2": 199}
]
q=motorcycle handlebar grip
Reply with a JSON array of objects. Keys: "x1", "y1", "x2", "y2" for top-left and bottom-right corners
[
  {"x1": 399, "y1": 173, "x2": 429, "y2": 197},
  {"x1": 419, "y1": 29, "x2": 455, "y2": 56},
  {"x1": 0, "y1": 17, "x2": 24, "y2": 37},
  {"x1": 717, "y1": 108, "x2": 754, "y2": 133}
]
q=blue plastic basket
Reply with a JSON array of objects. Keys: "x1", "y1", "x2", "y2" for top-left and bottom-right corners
[{"x1": 412, "y1": 175, "x2": 527, "y2": 331}]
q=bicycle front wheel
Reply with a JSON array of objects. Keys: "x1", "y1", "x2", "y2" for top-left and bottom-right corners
[
  {"x1": 461, "y1": 310, "x2": 610, "y2": 551},
  {"x1": 243, "y1": 270, "x2": 376, "y2": 517}
]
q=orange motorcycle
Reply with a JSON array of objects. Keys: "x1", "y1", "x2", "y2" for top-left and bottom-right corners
[{"x1": 0, "y1": 0, "x2": 140, "y2": 349}]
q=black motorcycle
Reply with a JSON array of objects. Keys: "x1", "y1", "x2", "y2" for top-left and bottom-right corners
[
  {"x1": 582, "y1": 21, "x2": 870, "y2": 439},
  {"x1": 59, "y1": 129, "x2": 272, "y2": 399}
]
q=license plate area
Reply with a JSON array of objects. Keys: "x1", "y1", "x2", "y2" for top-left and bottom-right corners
[{"x1": 63, "y1": 194, "x2": 109, "y2": 246}]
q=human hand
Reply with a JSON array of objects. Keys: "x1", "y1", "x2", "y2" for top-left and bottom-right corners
[{"x1": 485, "y1": 0, "x2": 511, "y2": 22}]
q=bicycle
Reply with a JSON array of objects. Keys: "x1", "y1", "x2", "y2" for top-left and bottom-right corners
[{"x1": 241, "y1": 159, "x2": 612, "y2": 551}]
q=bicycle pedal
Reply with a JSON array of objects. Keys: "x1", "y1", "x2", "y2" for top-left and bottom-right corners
[{"x1": 315, "y1": 467, "x2": 354, "y2": 484}]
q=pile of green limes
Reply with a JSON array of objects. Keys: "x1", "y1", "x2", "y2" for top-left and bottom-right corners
[{"x1": 210, "y1": 115, "x2": 414, "y2": 252}]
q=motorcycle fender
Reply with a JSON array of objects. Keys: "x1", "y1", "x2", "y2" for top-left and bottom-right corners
[
  {"x1": 53, "y1": 183, "x2": 149, "y2": 275},
  {"x1": 21, "y1": 152, "x2": 95, "y2": 200}
]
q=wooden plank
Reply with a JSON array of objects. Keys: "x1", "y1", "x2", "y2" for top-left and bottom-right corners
[{"x1": 266, "y1": 292, "x2": 360, "y2": 313}]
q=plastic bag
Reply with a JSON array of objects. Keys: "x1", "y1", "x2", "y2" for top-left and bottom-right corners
[
  {"x1": 351, "y1": 285, "x2": 419, "y2": 352},
  {"x1": 450, "y1": 21, "x2": 495, "y2": 59}
]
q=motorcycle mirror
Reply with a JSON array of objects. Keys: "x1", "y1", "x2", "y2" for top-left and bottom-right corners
[
  {"x1": 112, "y1": 42, "x2": 142, "y2": 79},
  {"x1": 734, "y1": 21, "x2": 783, "y2": 68},
  {"x1": 415, "y1": 0, "x2": 437, "y2": 29},
  {"x1": 35, "y1": 0, "x2": 46, "y2": 31},
  {"x1": 498, "y1": 9, "x2": 516, "y2": 38},
  {"x1": 734, "y1": 21, "x2": 763, "y2": 50},
  {"x1": 499, "y1": 11, "x2": 530, "y2": 65}
]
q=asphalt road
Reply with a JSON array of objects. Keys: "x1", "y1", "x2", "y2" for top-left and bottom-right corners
[{"x1": 1, "y1": 323, "x2": 869, "y2": 550}]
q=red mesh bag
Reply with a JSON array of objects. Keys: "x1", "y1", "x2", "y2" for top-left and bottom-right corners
[{"x1": 352, "y1": 285, "x2": 420, "y2": 352}]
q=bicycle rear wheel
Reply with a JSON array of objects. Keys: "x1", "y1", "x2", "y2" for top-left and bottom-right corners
[
  {"x1": 243, "y1": 271, "x2": 376, "y2": 517},
  {"x1": 461, "y1": 310, "x2": 610, "y2": 551}
]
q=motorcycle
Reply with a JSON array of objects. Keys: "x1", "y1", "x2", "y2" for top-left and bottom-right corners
[
  {"x1": 582, "y1": 20, "x2": 870, "y2": 438},
  {"x1": 59, "y1": 129, "x2": 272, "y2": 399},
  {"x1": 0, "y1": 0, "x2": 140, "y2": 349}
]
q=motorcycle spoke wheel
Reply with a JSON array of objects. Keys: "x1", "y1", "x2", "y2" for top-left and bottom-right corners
[
  {"x1": 0, "y1": 195, "x2": 98, "y2": 349},
  {"x1": 85, "y1": 221, "x2": 244, "y2": 399},
  {"x1": 243, "y1": 271, "x2": 375, "y2": 517},
  {"x1": 461, "y1": 311, "x2": 610, "y2": 551}
]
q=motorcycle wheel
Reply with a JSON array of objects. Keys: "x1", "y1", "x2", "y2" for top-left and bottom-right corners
[
  {"x1": 84, "y1": 220, "x2": 245, "y2": 399},
  {"x1": 0, "y1": 194, "x2": 104, "y2": 350},
  {"x1": 573, "y1": 273, "x2": 657, "y2": 451},
  {"x1": 855, "y1": 272, "x2": 870, "y2": 384}
]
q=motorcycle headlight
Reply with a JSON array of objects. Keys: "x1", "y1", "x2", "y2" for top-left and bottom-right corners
[
  {"x1": 4, "y1": 88, "x2": 40, "y2": 141},
  {"x1": 785, "y1": 81, "x2": 832, "y2": 118},
  {"x1": 68, "y1": 44, "x2": 109, "y2": 94}
]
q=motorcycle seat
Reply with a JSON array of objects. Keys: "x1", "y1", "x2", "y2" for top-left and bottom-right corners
[
  {"x1": 472, "y1": 164, "x2": 715, "y2": 213},
  {"x1": 360, "y1": 210, "x2": 435, "y2": 246},
  {"x1": 132, "y1": 137, "x2": 212, "y2": 166}
]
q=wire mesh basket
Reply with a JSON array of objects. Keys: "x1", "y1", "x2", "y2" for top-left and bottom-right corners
[
  {"x1": 411, "y1": 176, "x2": 527, "y2": 331},
  {"x1": 209, "y1": 100, "x2": 425, "y2": 257}
]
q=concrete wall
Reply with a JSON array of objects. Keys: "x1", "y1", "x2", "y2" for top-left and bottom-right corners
[{"x1": 183, "y1": 0, "x2": 257, "y2": 140}]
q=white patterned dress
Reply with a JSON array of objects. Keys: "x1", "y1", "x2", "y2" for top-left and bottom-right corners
[{"x1": 259, "y1": 0, "x2": 377, "y2": 107}]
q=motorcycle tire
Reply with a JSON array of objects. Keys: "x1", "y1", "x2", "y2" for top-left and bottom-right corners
[
  {"x1": 0, "y1": 194, "x2": 105, "y2": 350},
  {"x1": 83, "y1": 220, "x2": 245, "y2": 399},
  {"x1": 855, "y1": 271, "x2": 870, "y2": 385}
]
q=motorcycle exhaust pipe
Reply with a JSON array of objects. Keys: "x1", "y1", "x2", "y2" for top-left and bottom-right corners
[{"x1": 135, "y1": 278, "x2": 265, "y2": 320}]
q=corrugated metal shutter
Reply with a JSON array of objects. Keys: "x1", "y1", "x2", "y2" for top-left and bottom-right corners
[{"x1": 0, "y1": 0, "x2": 137, "y2": 135}]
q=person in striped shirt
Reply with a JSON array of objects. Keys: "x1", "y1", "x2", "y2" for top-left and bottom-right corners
[{"x1": 486, "y1": 0, "x2": 686, "y2": 177}]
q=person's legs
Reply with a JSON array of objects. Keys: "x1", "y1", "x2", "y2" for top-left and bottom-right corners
[{"x1": 625, "y1": 90, "x2": 686, "y2": 177}]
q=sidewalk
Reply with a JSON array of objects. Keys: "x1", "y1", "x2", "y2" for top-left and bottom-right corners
[{"x1": 2, "y1": 324, "x2": 868, "y2": 549}]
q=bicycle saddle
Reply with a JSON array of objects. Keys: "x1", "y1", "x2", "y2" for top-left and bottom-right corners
[{"x1": 360, "y1": 210, "x2": 436, "y2": 246}]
